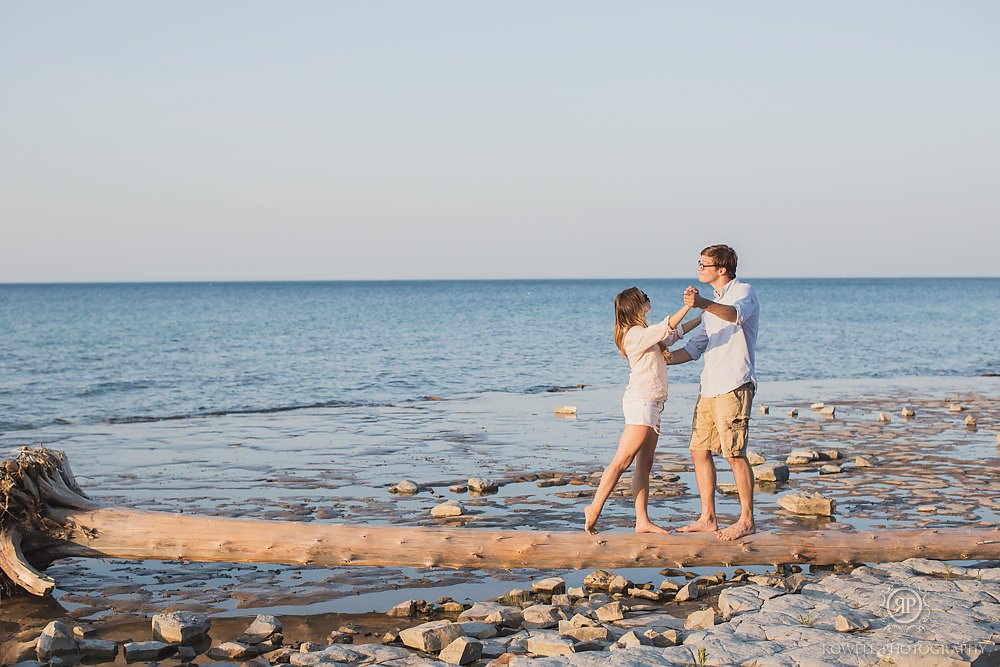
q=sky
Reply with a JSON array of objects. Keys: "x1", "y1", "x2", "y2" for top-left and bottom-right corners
[{"x1": 1, "y1": 2, "x2": 998, "y2": 281}]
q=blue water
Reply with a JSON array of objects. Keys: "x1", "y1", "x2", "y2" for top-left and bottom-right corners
[{"x1": 1, "y1": 278, "x2": 997, "y2": 433}]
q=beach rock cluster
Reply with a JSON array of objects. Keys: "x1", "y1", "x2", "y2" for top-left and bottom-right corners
[{"x1": 33, "y1": 559, "x2": 988, "y2": 666}]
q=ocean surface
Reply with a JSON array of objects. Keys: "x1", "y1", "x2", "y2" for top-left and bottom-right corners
[{"x1": 1, "y1": 278, "x2": 998, "y2": 434}]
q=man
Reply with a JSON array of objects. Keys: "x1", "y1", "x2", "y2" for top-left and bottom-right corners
[{"x1": 667, "y1": 244, "x2": 760, "y2": 541}]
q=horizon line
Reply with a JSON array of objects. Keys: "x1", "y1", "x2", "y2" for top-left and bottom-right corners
[{"x1": 1, "y1": 275, "x2": 997, "y2": 286}]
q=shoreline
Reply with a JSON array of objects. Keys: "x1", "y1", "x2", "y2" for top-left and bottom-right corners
[{"x1": 2, "y1": 376, "x2": 998, "y2": 663}]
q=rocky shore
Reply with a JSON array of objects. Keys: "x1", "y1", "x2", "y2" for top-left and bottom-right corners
[{"x1": 14, "y1": 557, "x2": 1000, "y2": 667}]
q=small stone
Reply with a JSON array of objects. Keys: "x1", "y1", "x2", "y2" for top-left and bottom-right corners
[
  {"x1": 123, "y1": 641, "x2": 177, "y2": 662},
  {"x1": 241, "y1": 614, "x2": 282, "y2": 644},
  {"x1": 177, "y1": 645, "x2": 197, "y2": 661},
  {"x1": 327, "y1": 630, "x2": 354, "y2": 644},
  {"x1": 778, "y1": 492, "x2": 836, "y2": 516},
  {"x1": 521, "y1": 604, "x2": 565, "y2": 629},
  {"x1": 431, "y1": 501, "x2": 465, "y2": 517},
  {"x1": 399, "y1": 620, "x2": 465, "y2": 652},
  {"x1": 758, "y1": 405, "x2": 769, "y2": 415},
  {"x1": 747, "y1": 451, "x2": 766, "y2": 465},
  {"x1": 819, "y1": 406, "x2": 836, "y2": 417},
  {"x1": 498, "y1": 588, "x2": 533, "y2": 605},
  {"x1": 382, "y1": 631, "x2": 399, "y2": 643},
  {"x1": 819, "y1": 464, "x2": 842, "y2": 475},
  {"x1": 441, "y1": 602, "x2": 466, "y2": 613},
  {"x1": 583, "y1": 569, "x2": 616, "y2": 592},
  {"x1": 551, "y1": 594, "x2": 572, "y2": 606},
  {"x1": 810, "y1": 402, "x2": 825, "y2": 410},
  {"x1": 615, "y1": 630, "x2": 651, "y2": 648},
  {"x1": 595, "y1": 601, "x2": 625, "y2": 622},
  {"x1": 658, "y1": 579, "x2": 680, "y2": 594},
  {"x1": 643, "y1": 628, "x2": 680, "y2": 647},
  {"x1": 819, "y1": 449, "x2": 841, "y2": 460},
  {"x1": 674, "y1": 581, "x2": 701, "y2": 602},
  {"x1": 439, "y1": 636, "x2": 482, "y2": 665},
  {"x1": 391, "y1": 479, "x2": 420, "y2": 494},
  {"x1": 567, "y1": 586, "x2": 586, "y2": 599},
  {"x1": 553, "y1": 406, "x2": 577, "y2": 416},
  {"x1": 36, "y1": 621, "x2": 79, "y2": 660},
  {"x1": 878, "y1": 412, "x2": 891, "y2": 422},
  {"x1": 467, "y1": 478, "x2": 498, "y2": 494},
  {"x1": 561, "y1": 625, "x2": 611, "y2": 643},
  {"x1": 965, "y1": 415, "x2": 978, "y2": 427},
  {"x1": 458, "y1": 622, "x2": 497, "y2": 639},
  {"x1": 484, "y1": 607, "x2": 523, "y2": 628},
  {"x1": 627, "y1": 587, "x2": 661, "y2": 601},
  {"x1": 835, "y1": 613, "x2": 870, "y2": 632},
  {"x1": 607, "y1": 574, "x2": 631, "y2": 594},
  {"x1": 299, "y1": 642, "x2": 325, "y2": 652},
  {"x1": 388, "y1": 599, "x2": 421, "y2": 617},
  {"x1": 78, "y1": 639, "x2": 117, "y2": 661},
  {"x1": 243, "y1": 658, "x2": 271, "y2": 667},
  {"x1": 949, "y1": 403, "x2": 964, "y2": 412},
  {"x1": 854, "y1": 456, "x2": 875, "y2": 467},
  {"x1": 916, "y1": 505, "x2": 937, "y2": 513},
  {"x1": 788, "y1": 408, "x2": 799, "y2": 417},
  {"x1": 754, "y1": 463, "x2": 789, "y2": 482},
  {"x1": 684, "y1": 608, "x2": 717, "y2": 630},
  {"x1": 449, "y1": 484, "x2": 468, "y2": 493},
  {"x1": 208, "y1": 641, "x2": 257, "y2": 660},
  {"x1": 785, "y1": 573, "x2": 809, "y2": 593},
  {"x1": 901, "y1": 407, "x2": 916, "y2": 417},
  {"x1": 787, "y1": 448, "x2": 819, "y2": 464},
  {"x1": 526, "y1": 632, "x2": 575, "y2": 657},
  {"x1": 532, "y1": 577, "x2": 566, "y2": 595}
]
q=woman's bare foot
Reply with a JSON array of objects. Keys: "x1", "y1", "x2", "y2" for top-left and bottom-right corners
[
  {"x1": 584, "y1": 504, "x2": 600, "y2": 534},
  {"x1": 635, "y1": 521, "x2": 671, "y2": 535},
  {"x1": 676, "y1": 516, "x2": 718, "y2": 533},
  {"x1": 716, "y1": 519, "x2": 755, "y2": 541}
]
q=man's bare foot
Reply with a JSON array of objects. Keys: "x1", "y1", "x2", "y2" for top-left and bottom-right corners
[
  {"x1": 676, "y1": 517, "x2": 717, "y2": 533},
  {"x1": 716, "y1": 519, "x2": 756, "y2": 541},
  {"x1": 635, "y1": 521, "x2": 671, "y2": 535},
  {"x1": 584, "y1": 505, "x2": 599, "y2": 534}
]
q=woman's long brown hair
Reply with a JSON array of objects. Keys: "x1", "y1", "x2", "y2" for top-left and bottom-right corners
[{"x1": 614, "y1": 287, "x2": 649, "y2": 356}]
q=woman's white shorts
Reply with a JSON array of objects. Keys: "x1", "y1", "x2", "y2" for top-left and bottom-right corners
[{"x1": 622, "y1": 397, "x2": 665, "y2": 433}]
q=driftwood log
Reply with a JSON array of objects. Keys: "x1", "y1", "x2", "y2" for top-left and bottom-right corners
[{"x1": 3, "y1": 447, "x2": 1000, "y2": 597}]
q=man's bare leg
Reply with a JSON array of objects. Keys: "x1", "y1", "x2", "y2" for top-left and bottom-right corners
[
  {"x1": 716, "y1": 455, "x2": 756, "y2": 541},
  {"x1": 585, "y1": 425, "x2": 649, "y2": 534},
  {"x1": 632, "y1": 432, "x2": 670, "y2": 535},
  {"x1": 677, "y1": 449, "x2": 718, "y2": 532}
]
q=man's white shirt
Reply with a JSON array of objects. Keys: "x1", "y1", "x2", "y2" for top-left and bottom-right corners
[{"x1": 683, "y1": 279, "x2": 759, "y2": 397}]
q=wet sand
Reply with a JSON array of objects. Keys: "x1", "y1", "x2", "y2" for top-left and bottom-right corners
[{"x1": 1, "y1": 376, "x2": 997, "y2": 662}]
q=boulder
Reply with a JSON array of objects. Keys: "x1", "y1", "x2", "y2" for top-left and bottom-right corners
[
  {"x1": 521, "y1": 604, "x2": 565, "y2": 629},
  {"x1": 532, "y1": 577, "x2": 566, "y2": 595},
  {"x1": 431, "y1": 501, "x2": 464, "y2": 517},
  {"x1": 439, "y1": 636, "x2": 482, "y2": 665},
  {"x1": 835, "y1": 613, "x2": 870, "y2": 632},
  {"x1": 674, "y1": 581, "x2": 701, "y2": 602},
  {"x1": 240, "y1": 614, "x2": 282, "y2": 644},
  {"x1": 207, "y1": 642, "x2": 257, "y2": 660},
  {"x1": 36, "y1": 621, "x2": 79, "y2": 660},
  {"x1": 684, "y1": 608, "x2": 717, "y2": 630},
  {"x1": 526, "y1": 632, "x2": 575, "y2": 657},
  {"x1": 754, "y1": 463, "x2": 789, "y2": 482},
  {"x1": 152, "y1": 611, "x2": 211, "y2": 645},
  {"x1": 484, "y1": 607, "x2": 523, "y2": 628},
  {"x1": 819, "y1": 464, "x2": 842, "y2": 475},
  {"x1": 615, "y1": 630, "x2": 652, "y2": 648},
  {"x1": 457, "y1": 622, "x2": 497, "y2": 639},
  {"x1": 467, "y1": 478, "x2": 498, "y2": 493},
  {"x1": 390, "y1": 479, "x2": 420, "y2": 494},
  {"x1": 78, "y1": 639, "x2": 117, "y2": 661},
  {"x1": 854, "y1": 456, "x2": 875, "y2": 467},
  {"x1": 123, "y1": 641, "x2": 177, "y2": 662},
  {"x1": 399, "y1": 620, "x2": 465, "y2": 652},
  {"x1": 388, "y1": 599, "x2": 422, "y2": 617},
  {"x1": 560, "y1": 626, "x2": 611, "y2": 643},
  {"x1": 747, "y1": 451, "x2": 766, "y2": 465},
  {"x1": 583, "y1": 569, "x2": 616, "y2": 592},
  {"x1": 778, "y1": 492, "x2": 836, "y2": 516},
  {"x1": 595, "y1": 601, "x2": 625, "y2": 622}
]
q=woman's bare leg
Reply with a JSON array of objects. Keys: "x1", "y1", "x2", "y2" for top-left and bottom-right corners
[
  {"x1": 585, "y1": 425, "x2": 651, "y2": 534},
  {"x1": 633, "y1": 431, "x2": 670, "y2": 534}
]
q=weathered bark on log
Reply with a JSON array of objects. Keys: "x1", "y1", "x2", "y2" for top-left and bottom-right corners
[{"x1": 3, "y1": 447, "x2": 1000, "y2": 597}]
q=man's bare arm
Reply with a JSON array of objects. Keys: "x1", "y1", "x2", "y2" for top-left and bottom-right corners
[{"x1": 694, "y1": 295, "x2": 737, "y2": 323}]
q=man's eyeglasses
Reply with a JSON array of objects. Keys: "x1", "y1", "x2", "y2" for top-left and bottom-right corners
[{"x1": 698, "y1": 262, "x2": 718, "y2": 270}]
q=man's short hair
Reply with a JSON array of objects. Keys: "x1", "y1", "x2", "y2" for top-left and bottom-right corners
[{"x1": 701, "y1": 244, "x2": 738, "y2": 278}]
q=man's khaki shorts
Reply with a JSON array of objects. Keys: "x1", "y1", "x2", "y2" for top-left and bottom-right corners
[{"x1": 689, "y1": 382, "x2": 755, "y2": 458}]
